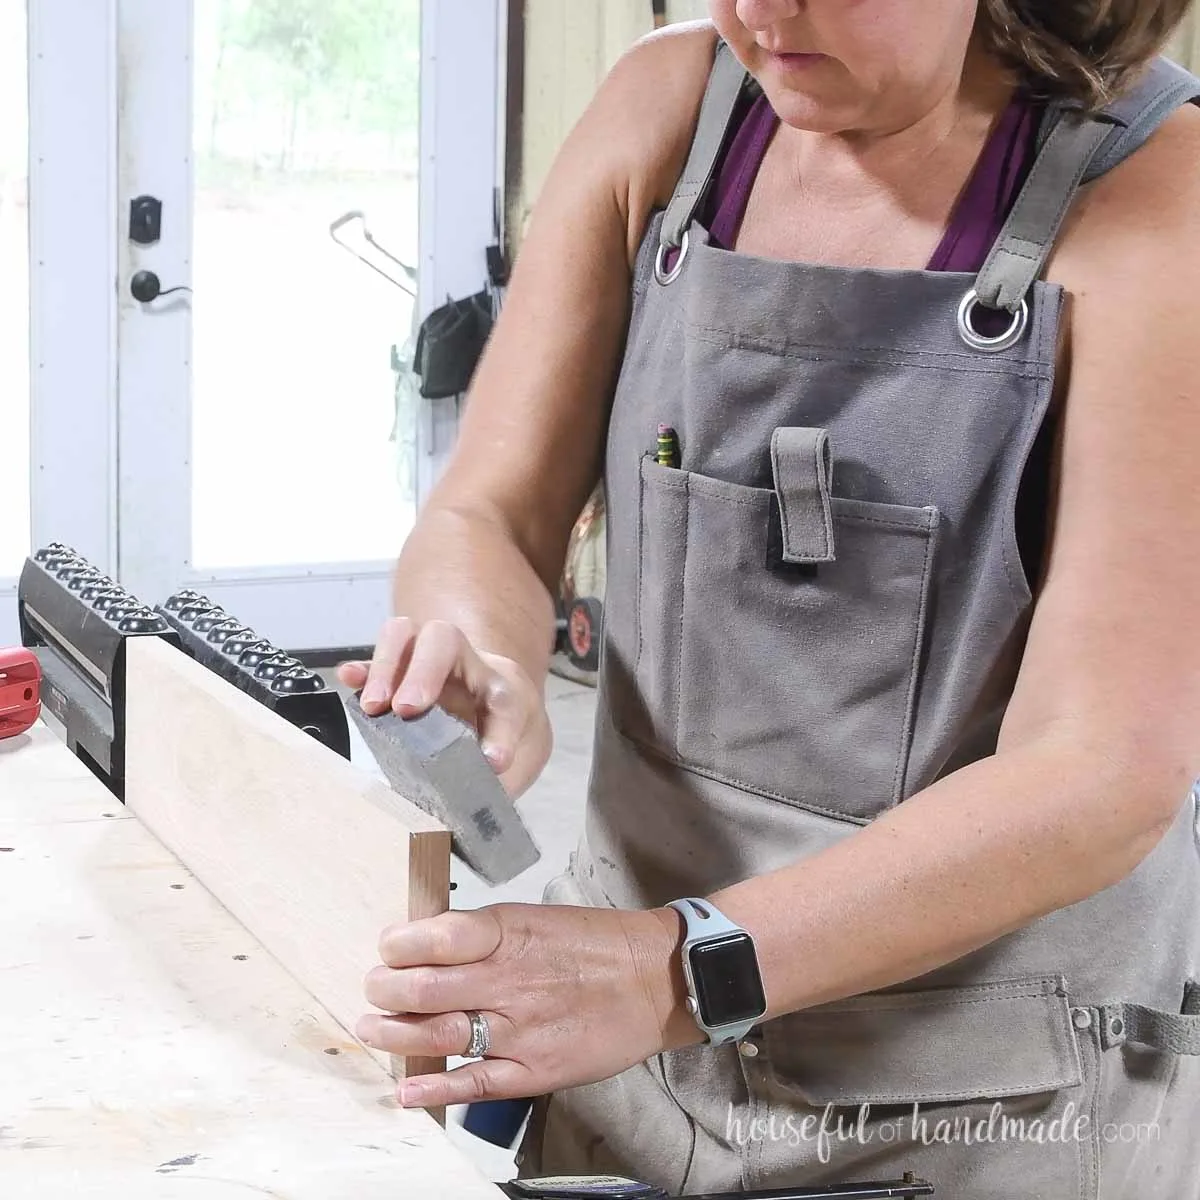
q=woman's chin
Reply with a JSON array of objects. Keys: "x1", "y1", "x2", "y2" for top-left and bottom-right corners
[{"x1": 764, "y1": 89, "x2": 865, "y2": 135}]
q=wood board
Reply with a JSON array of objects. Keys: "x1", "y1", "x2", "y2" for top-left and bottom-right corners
[
  {"x1": 122, "y1": 636, "x2": 452, "y2": 1080},
  {"x1": 0, "y1": 723, "x2": 500, "y2": 1199}
]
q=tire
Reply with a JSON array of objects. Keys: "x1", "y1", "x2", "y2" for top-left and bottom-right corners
[{"x1": 566, "y1": 597, "x2": 603, "y2": 673}]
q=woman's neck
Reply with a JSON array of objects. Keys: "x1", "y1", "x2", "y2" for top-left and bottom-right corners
[{"x1": 769, "y1": 47, "x2": 1017, "y2": 212}]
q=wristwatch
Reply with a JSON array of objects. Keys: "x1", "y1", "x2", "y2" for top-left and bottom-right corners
[{"x1": 667, "y1": 897, "x2": 767, "y2": 1045}]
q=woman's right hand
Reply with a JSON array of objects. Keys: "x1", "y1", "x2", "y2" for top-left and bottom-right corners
[{"x1": 336, "y1": 617, "x2": 553, "y2": 798}]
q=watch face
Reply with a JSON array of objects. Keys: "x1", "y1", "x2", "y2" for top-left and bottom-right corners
[{"x1": 689, "y1": 932, "x2": 767, "y2": 1028}]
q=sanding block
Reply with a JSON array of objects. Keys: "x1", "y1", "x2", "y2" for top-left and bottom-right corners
[{"x1": 345, "y1": 697, "x2": 540, "y2": 886}]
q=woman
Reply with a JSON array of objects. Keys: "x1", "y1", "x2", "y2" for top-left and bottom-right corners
[{"x1": 341, "y1": 3, "x2": 1200, "y2": 1195}]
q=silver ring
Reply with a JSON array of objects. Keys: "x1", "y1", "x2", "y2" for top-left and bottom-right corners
[
  {"x1": 653, "y1": 229, "x2": 691, "y2": 286},
  {"x1": 956, "y1": 289, "x2": 1029, "y2": 353},
  {"x1": 463, "y1": 1010, "x2": 491, "y2": 1058}
]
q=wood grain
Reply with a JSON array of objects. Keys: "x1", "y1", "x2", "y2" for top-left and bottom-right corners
[
  {"x1": 0, "y1": 723, "x2": 499, "y2": 1198},
  {"x1": 123, "y1": 636, "x2": 452, "y2": 1081}
]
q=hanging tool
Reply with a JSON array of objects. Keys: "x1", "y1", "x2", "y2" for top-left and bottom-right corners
[{"x1": 329, "y1": 210, "x2": 418, "y2": 296}]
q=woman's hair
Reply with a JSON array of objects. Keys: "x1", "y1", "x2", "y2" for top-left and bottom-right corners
[{"x1": 977, "y1": 0, "x2": 1192, "y2": 110}]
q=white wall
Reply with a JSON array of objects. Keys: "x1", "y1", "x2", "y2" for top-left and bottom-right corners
[
  {"x1": 1168, "y1": 11, "x2": 1200, "y2": 74},
  {"x1": 515, "y1": 0, "x2": 710, "y2": 238}
]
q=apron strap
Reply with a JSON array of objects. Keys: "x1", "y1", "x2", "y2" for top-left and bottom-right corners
[
  {"x1": 977, "y1": 56, "x2": 1200, "y2": 313},
  {"x1": 660, "y1": 41, "x2": 749, "y2": 251},
  {"x1": 1098, "y1": 982, "x2": 1200, "y2": 1055},
  {"x1": 770, "y1": 427, "x2": 837, "y2": 564},
  {"x1": 972, "y1": 116, "x2": 1111, "y2": 312}
]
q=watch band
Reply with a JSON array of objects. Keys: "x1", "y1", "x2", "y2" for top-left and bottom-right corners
[
  {"x1": 667, "y1": 897, "x2": 763, "y2": 1046},
  {"x1": 668, "y1": 897, "x2": 745, "y2": 939}
]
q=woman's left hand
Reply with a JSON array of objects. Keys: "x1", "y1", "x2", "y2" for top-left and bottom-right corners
[{"x1": 357, "y1": 903, "x2": 697, "y2": 1108}]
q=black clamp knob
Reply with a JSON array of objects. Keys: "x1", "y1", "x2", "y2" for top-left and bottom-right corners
[
  {"x1": 236, "y1": 642, "x2": 278, "y2": 669},
  {"x1": 53, "y1": 563, "x2": 93, "y2": 583},
  {"x1": 65, "y1": 566, "x2": 106, "y2": 591},
  {"x1": 191, "y1": 608, "x2": 230, "y2": 635},
  {"x1": 118, "y1": 606, "x2": 170, "y2": 635},
  {"x1": 219, "y1": 630, "x2": 262, "y2": 657},
  {"x1": 252, "y1": 652, "x2": 298, "y2": 682},
  {"x1": 90, "y1": 588, "x2": 131, "y2": 613},
  {"x1": 79, "y1": 577, "x2": 116, "y2": 602},
  {"x1": 205, "y1": 618, "x2": 252, "y2": 647},
  {"x1": 163, "y1": 589, "x2": 207, "y2": 612},
  {"x1": 270, "y1": 665, "x2": 326, "y2": 695}
]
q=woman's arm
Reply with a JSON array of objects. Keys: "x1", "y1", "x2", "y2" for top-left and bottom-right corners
[
  {"x1": 342, "y1": 26, "x2": 718, "y2": 791},
  {"x1": 687, "y1": 103, "x2": 1200, "y2": 1022}
]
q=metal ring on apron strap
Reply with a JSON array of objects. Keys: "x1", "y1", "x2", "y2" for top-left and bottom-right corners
[
  {"x1": 654, "y1": 229, "x2": 691, "y2": 286},
  {"x1": 956, "y1": 288, "x2": 1029, "y2": 353}
]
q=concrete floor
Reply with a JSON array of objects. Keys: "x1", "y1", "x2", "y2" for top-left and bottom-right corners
[{"x1": 328, "y1": 659, "x2": 598, "y2": 1180}]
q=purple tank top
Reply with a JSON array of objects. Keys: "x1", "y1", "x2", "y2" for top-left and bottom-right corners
[{"x1": 703, "y1": 90, "x2": 1041, "y2": 273}]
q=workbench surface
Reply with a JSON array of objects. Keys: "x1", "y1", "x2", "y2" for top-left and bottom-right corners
[{"x1": 0, "y1": 724, "x2": 504, "y2": 1199}]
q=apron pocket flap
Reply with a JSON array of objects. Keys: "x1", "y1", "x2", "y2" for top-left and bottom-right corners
[{"x1": 762, "y1": 976, "x2": 1083, "y2": 1106}]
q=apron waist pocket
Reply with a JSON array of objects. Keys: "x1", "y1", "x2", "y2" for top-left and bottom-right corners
[{"x1": 761, "y1": 975, "x2": 1083, "y2": 1106}]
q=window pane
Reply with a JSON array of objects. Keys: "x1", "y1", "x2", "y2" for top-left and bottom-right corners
[
  {"x1": 192, "y1": 0, "x2": 420, "y2": 569},
  {"x1": 0, "y1": 0, "x2": 29, "y2": 577}
]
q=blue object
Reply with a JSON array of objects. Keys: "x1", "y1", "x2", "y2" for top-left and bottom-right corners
[{"x1": 463, "y1": 1098, "x2": 534, "y2": 1148}]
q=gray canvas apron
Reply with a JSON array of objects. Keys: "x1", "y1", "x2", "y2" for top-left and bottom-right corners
[{"x1": 520, "y1": 49, "x2": 1200, "y2": 1199}]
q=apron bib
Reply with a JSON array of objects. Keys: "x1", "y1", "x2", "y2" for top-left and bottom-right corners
[{"x1": 522, "y1": 49, "x2": 1200, "y2": 1199}]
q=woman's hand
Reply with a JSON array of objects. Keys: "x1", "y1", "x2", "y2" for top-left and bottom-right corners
[
  {"x1": 356, "y1": 903, "x2": 699, "y2": 1108},
  {"x1": 337, "y1": 617, "x2": 552, "y2": 797}
]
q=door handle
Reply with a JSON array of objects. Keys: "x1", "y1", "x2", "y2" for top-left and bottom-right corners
[{"x1": 130, "y1": 270, "x2": 191, "y2": 304}]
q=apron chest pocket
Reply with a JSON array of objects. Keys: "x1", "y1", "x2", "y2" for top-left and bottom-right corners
[{"x1": 629, "y1": 437, "x2": 939, "y2": 822}]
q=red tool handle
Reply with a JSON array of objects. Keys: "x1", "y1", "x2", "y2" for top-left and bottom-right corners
[{"x1": 0, "y1": 647, "x2": 41, "y2": 739}]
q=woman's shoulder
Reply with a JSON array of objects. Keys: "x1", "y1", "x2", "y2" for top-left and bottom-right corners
[
  {"x1": 585, "y1": 21, "x2": 723, "y2": 217},
  {"x1": 1052, "y1": 99, "x2": 1200, "y2": 289},
  {"x1": 607, "y1": 19, "x2": 721, "y2": 125},
  {"x1": 1082, "y1": 96, "x2": 1200, "y2": 208}
]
